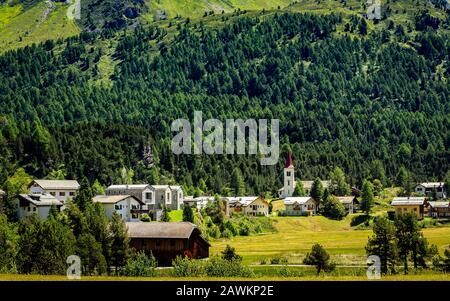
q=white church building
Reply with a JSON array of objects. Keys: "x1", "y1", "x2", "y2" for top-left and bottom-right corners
[{"x1": 278, "y1": 151, "x2": 296, "y2": 198}]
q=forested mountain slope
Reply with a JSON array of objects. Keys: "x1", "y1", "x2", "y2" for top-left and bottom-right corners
[{"x1": 0, "y1": 2, "x2": 449, "y2": 196}]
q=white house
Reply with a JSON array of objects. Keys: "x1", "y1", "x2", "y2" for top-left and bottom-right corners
[
  {"x1": 93, "y1": 195, "x2": 144, "y2": 222},
  {"x1": 29, "y1": 179, "x2": 80, "y2": 203},
  {"x1": 414, "y1": 182, "x2": 446, "y2": 199},
  {"x1": 106, "y1": 184, "x2": 153, "y2": 203},
  {"x1": 282, "y1": 197, "x2": 316, "y2": 216},
  {"x1": 16, "y1": 193, "x2": 63, "y2": 220}
]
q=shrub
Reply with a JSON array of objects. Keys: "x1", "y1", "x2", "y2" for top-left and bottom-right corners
[
  {"x1": 122, "y1": 251, "x2": 157, "y2": 277},
  {"x1": 221, "y1": 229, "x2": 233, "y2": 238},
  {"x1": 140, "y1": 214, "x2": 151, "y2": 222},
  {"x1": 222, "y1": 220, "x2": 239, "y2": 236},
  {"x1": 238, "y1": 221, "x2": 252, "y2": 236},
  {"x1": 207, "y1": 223, "x2": 221, "y2": 239},
  {"x1": 270, "y1": 255, "x2": 288, "y2": 265},
  {"x1": 171, "y1": 256, "x2": 205, "y2": 277},
  {"x1": 204, "y1": 256, "x2": 254, "y2": 277},
  {"x1": 221, "y1": 245, "x2": 242, "y2": 261},
  {"x1": 279, "y1": 266, "x2": 304, "y2": 277}
]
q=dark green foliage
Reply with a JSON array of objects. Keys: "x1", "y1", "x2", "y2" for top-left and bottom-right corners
[
  {"x1": 122, "y1": 251, "x2": 157, "y2": 277},
  {"x1": 73, "y1": 178, "x2": 94, "y2": 212},
  {"x1": 303, "y1": 243, "x2": 336, "y2": 274},
  {"x1": 310, "y1": 178, "x2": 324, "y2": 207},
  {"x1": 160, "y1": 205, "x2": 171, "y2": 222},
  {"x1": 293, "y1": 181, "x2": 306, "y2": 196},
  {"x1": 0, "y1": 214, "x2": 19, "y2": 273},
  {"x1": 0, "y1": 13, "x2": 448, "y2": 195},
  {"x1": 322, "y1": 195, "x2": 346, "y2": 220},
  {"x1": 110, "y1": 212, "x2": 130, "y2": 274},
  {"x1": 76, "y1": 233, "x2": 107, "y2": 275},
  {"x1": 361, "y1": 180, "x2": 375, "y2": 215},
  {"x1": 182, "y1": 204, "x2": 195, "y2": 223},
  {"x1": 366, "y1": 216, "x2": 397, "y2": 274},
  {"x1": 221, "y1": 245, "x2": 242, "y2": 261}
]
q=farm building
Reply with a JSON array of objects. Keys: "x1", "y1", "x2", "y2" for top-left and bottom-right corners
[
  {"x1": 126, "y1": 222, "x2": 209, "y2": 264},
  {"x1": 428, "y1": 202, "x2": 450, "y2": 218},
  {"x1": 281, "y1": 197, "x2": 316, "y2": 216},
  {"x1": 391, "y1": 197, "x2": 426, "y2": 219}
]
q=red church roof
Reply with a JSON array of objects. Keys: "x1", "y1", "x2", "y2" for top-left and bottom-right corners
[{"x1": 285, "y1": 151, "x2": 294, "y2": 168}]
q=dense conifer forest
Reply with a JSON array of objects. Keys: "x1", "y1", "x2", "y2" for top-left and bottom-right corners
[{"x1": 0, "y1": 9, "x2": 449, "y2": 195}]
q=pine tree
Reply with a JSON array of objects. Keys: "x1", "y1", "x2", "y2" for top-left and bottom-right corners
[
  {"x1": 361, "y1": 180, "x2": 375, "y2": 215},
  {"x1": 182, "y1": 204, "x2": 194, "y2": 223},
  {"x1": 160, "y1": 205, "x2": 171, "y2": 222},
  {"x1": 366, "y1": 216, "x2": 397, "y2": 274},
  {"x1": 74, "y1": 177, "x2": 94, "y2": 212},
  {"x1": 231, "y1": 168, "x2": 245, "y2": 196},
  {"x1": 303, "y1": 243, "x2": 335, "y2": 274},
  {"x1": 293, "y1": 181, "x2": 306, "y2": 197},
  {"x1": 310, "y1": 178, "x2": 324, "y2": 210},
  {"x1": 330, "y1": 167, "x2": 350, "y2": 196},
  {"x1": 110, "y1": 212, "x2": 130, "y2": 275}
]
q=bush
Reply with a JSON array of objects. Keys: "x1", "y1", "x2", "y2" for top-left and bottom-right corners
[
  {"x1": 222, "y1": 220, "x2": 239, "y2": 236},
  {"x1": 140, "y1": 214, "x2": 151, "y2": 222},
  {"x1": 171, "y1": 256, "x2": 205, "y2": 277},
  {"x1": 279, "y1": 266, "x2": 304, "y2": 277},
  {"x1": 221, "y1": 229, "x2": 233, "y2": 238},
  {"x1": 221, "y1": 245, "x2": 242, "y2": 261},
  {"x1": 238, "y1": 221, "x2": 252, "y2": 236},
  {"x1": 270, "y1": 255, "x2": 287, "y2": 264},
  {"x1": 122, "y1": 251, "x2": 157, "y2": 277},
  {"x1": 204, "y1": 256, "x2": 254, "y2": 277},
  {"x1": 207, "y1": 223, "x2": 221, "y2": 239}
]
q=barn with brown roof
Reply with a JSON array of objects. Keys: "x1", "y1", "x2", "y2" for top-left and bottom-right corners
[{"x1": 126, "y1": 222, "x2": 210, "y2": 264}]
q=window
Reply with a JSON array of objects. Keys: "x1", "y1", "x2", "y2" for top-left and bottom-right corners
[
  {"x1": 414, "y1": 208, "x2": 417, "y2": 212},
  {"x1": 288, "y1": 180, "x2": 290, "y2": 186},
  {"x1": 146, "y1": 192, "x2": 152, "y2": 200},
  {"x1": 167, "y1": 193, "x2": 170, "y2": 200},
  {"x1": 59, "y1": 192, "x2": 66, "y2": 196},
  {"x1": 287, "y1": 172, "x2": 291, "y2": 177},
  {"x1": 69, "y1": 192, "x2": 75, "y2": 196},
  {"x1": 115, "y1": 204, "x2": 122, "y2": 210},
  {"x1": 50, "y1": 192, "x2": 56, "y2": 196},
  {"x1": 33, "y1": 207, "x2": 36, "y2": 212},
  {"x1": 27, "y1": 207, "x2": 30, "y2": 212}
]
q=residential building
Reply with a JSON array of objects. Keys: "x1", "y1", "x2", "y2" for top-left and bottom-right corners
[
  {"x1": 227, "y1": 196, "x2": 269, "y2": 217},
  {"x1": 93, "y1": 195, "x2": 145, "y2": 222},
  {"x1": 337, "y1": 196, "x2": 359, "y2": 214},
  {"x1": 391, "y1": 197, "x2": 426, "y2": 219},
  {"x1": 414, "y1": 182, "x2": 446, "y2": 199},
  {"x1": 16, "y1": 193, "x2": 62, "y2": 220},
  {"x1": 428, "y1": 202, "x2": 450, "y2": 218},
  {"x1": 29, "y1": 179, "x2": 80, "y2": 203},
  {"x1": 281, "y1": 197, "x2": 316, "y2": 216},
  {"x1": 126, "y1": 222, "x2": 210, "y2": 264},
  {"x1": 183, "y1": 196, "x2": 230, "y2": 216},
  {"x1": 106, "y1": 184, "x2": 153, "y2": 203}
]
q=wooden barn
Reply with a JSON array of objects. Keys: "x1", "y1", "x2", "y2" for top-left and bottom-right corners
[{"x1": 126, "y1": 222, "x2": 210, "y2": 264}]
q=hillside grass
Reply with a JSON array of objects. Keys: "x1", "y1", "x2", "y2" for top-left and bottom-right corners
[
  {"x1": 210, "y1": 216, "x2": 450, "y2": 265},
  {"x1": 0, "y1": 2, "x2": 79, "y2": 52}
]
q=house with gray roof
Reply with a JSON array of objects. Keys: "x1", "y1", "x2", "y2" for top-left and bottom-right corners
[{"x1": 16, "y1": 193, "x2": 63, "y2": 220}]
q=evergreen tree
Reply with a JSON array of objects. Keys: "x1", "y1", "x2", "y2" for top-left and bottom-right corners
[
  {"x1": 76, "y1": 233, "x2": 107, "y2": 275},
  {"x1": 366, "y1": 216, "x2": 397, "y2": 274},
  {"x1": 182, "y1": 204, "x2": 195, "y2": 223},
  {"x1": 394, "y1": 213, "x2": 421, "y2": 274},
  {"x1": 310, "y1": 178, "x2": 324, "y2": 209},
  {"x1": 231, "y1": 168, "x2": 245, "y2": 196},
  {"x1": 74, "y1": 177, "x2": 94, "y2": 212},
  {"x1": 110, "y1": 212, "x2": 130, "y2": 275},
  {"x1": 361, "y1": 180, "x2": 375, "y2": 215},
  {"x1": 322, "y1": 195, "x2": 346, "y2": 220},
  {"x1": 329, "y1": 167, "x2": 350, "y2": 196},
  {"x1": 303, "y1": 243, "x2": 335, "y2": 274},
  {"x1": 293, "y1": 181, "x2": 306, "y2": 197}
]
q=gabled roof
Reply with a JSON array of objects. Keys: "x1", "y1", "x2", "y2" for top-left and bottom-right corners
[
  {"x1": 391, "y1": 197, "x2": 426, "y2": 206},
  {"x1": 226, "y1": 196, "x2": 262, "y2": 206},
  {"x1": 93, "y1": 195, "x2": 144, "y2": 205},
  {"x1": 283, "y1": 197, "x2": 313, "y2": 205},
  {"x1": 126, "y1": 222, "x2": 202, "y2": 239},
  {"x1": 106, "y1": 184, "x2": 150, "y2": 190},
  {"x1": 151, "y1": 185, "x2": 170, "y2": 190},
  {"x1": 18, "y1": 193, "x2": 62, "y2": 206},
  {"x1": 30, "y1": 180, "x2": 80, "y2": 190},
  {"x1": 169, "y1": 185, "x2": 182, "y2": 191},
  {"x1": 336, "y1": 196, "x2": 356, "y2": 204},
  {"x1": 416, "y1": 182, "x2": 444, "y2": 188},
  {"x1": 428, "y1": 202, "x2": 450, "y2": 208}
]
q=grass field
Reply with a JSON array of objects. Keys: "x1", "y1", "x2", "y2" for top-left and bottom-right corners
[
  {"x1": 0, "y1": 2, "x2": 80, "y2": 52},
  {"x1": 210, "y1": 216, "x2": 450, "y2": 265}
]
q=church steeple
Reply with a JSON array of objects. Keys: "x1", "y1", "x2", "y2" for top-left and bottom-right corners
[
  {"x1": 285, "y1": 150, "x2": 294, "y2": 168},
  {"x1": 281, "y1": 150, "x2": 296, "y2": 198}
]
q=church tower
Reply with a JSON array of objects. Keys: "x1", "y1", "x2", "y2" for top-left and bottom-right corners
[{"x1": 282, "y1": 151, "x2": 296, "y2": 198}]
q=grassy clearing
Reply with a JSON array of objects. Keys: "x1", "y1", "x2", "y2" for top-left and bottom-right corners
[
  {"x1": 0, "y1": 2, "x2": 79, "y2": 52},
  {"x1": 168, "y1": 210, "x2": 183, "y2": 222},
  {"x1": 210, "y1": 216, "x2": 450, "y2": 265}
]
